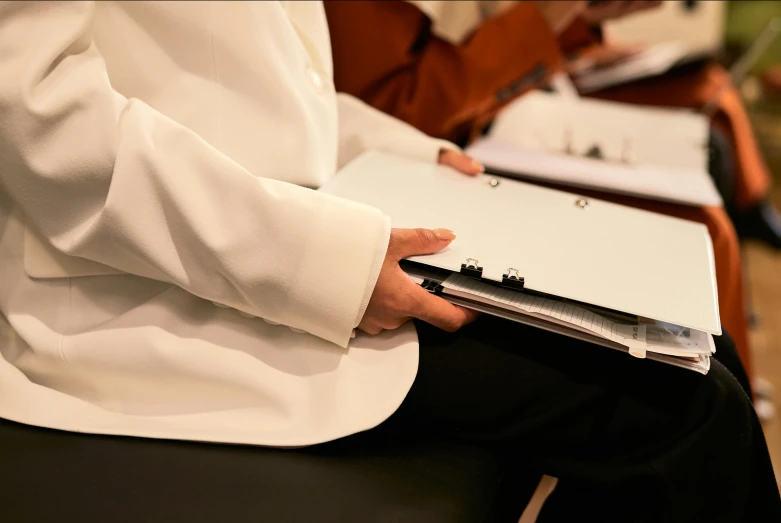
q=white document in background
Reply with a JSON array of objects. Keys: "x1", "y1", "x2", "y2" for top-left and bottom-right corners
[
  {"x1": 573, "y1": 42, "x2": 689, "y2": 94},
  {"x1": 466, "y1": 90, "x2": 722, "y2": 207},
  {"x1": 602, "y1": 0, "x2": 726, "y2": 65},
  {"x1": 487, "y1": 90, "x2": 707, "y2": 171}
]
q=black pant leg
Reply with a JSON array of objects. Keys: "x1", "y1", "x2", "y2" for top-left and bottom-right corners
[
  {"x1": 384, "y1": 317, "x2": 780, "y2": 523},
  {"x1": 708, "y1": 125, "x2": 738, "y2": 210},
  {"x1": 712, "y1": 334, "x2": 753, "y2": 397}
]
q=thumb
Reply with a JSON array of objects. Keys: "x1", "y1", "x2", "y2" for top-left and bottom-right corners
[{"x1": 390, "y1": 228, "x2": 456, "y2": 258}]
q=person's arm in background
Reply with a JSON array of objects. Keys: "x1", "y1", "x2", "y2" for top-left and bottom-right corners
[
  {"x1": 559, "y1": 15, "x2": 604, "y2": 56},
  {"x1": 326, "y1": 1, "x2": 585, "y2": 145},
  {"x1": 335, "y1": 92, "x2": 480, "y2": 172}
]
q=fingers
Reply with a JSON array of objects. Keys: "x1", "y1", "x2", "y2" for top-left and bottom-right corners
[
  {"x1": 438, "y1": 149, "x2": 484, "y2": 176},
  {"x1": 356, "y1": 323, "x2": 383, "y2": 336},
  {"x1": 409, "y1": 285, "x2": 481, "y2": 332},
  {"x1": 389, "y1": 228, "x2": 456, "y2": 259},
  {"x1": 357, "y1": 313, "x2": 411, "y2": 335},
  {"x1": 359, "y1": 272, "x2": 479, "y2": 336}
]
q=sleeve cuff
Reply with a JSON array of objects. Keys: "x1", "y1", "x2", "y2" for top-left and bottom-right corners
[
  {"x1": 263, "y1": 190, "x2": 390, "y2": 348},
  {"x1": 354, "y1": 215, "x2": 391, "y2": 328}
]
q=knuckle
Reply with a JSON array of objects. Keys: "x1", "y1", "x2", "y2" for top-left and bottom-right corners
[
  {"x1": 389, "y1": 317, "x2": 408, "y2": 330},
  {"x1": 442, "y1": 316, "x2": 463, "y2": 332},
  {"x1": 388, "y1": 230, "x2": 403, "y2": 254},
  {"x1": 384, "y1": 293, "x2": 405, "y2": 316},
  {"x1": 414, "y1": 228, "x2": 435, "y2": 246},
  {"x1": 380, "y1": 315, "x2": 401, "y2": 330},
  {"x1": 359, "y1": 321, "x2": 383, "y2": 335},
  {"x1": 405, "y1": 292, "x2": 426, "y2": 317}
]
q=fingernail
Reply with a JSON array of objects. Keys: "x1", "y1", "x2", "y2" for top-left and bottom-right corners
[
  {"x1": 471, "y1": 160, "x2": 485, "y2": 173},
  {"x1": 434, "y1": 228, "x2": 456, "y2": 241}
]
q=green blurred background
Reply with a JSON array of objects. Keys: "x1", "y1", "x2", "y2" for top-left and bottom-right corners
[{"x1": 725, "y1": 1, "x2": 781, "y2": 73}]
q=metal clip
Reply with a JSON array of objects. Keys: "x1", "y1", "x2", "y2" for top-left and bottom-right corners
[
  {"x1": 502, "y1": 268, "x2": 525, "y2": 290},
  {"x1": 460, "y1": 258, "x2": 483, "y2": 279},
  {"x1": 420, "y1": 278, "x2": 444, "y2": 295}
]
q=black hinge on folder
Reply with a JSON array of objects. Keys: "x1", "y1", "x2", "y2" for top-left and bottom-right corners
[
  {"x1": 460, "y1": 258, "x2": 525, "y2": 290},
  {"x1": 420, "y1": 278, "x2": 444, "y2": 295},
  {"x1": 460, "y1": 258, "x2": 483, "y2": 279},
  {"x1": 502, "y1": 268, "x2": 525, "y2": 290}
]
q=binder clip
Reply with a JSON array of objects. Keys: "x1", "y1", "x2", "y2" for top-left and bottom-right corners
[
  {"x1": 460, "y1": 258, "x2": 483, "y2": 279},
  {"x1": 584, "y1": 144, "x2": 603, "y2": 160},
  {"x1": 420, "y1": 278, "x2": 444, "y2": 295},
  {"x1": 502, "y1": 268, "x2": 525, "y2": 290}
]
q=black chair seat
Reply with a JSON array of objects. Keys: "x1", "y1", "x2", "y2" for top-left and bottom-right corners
[{"x1": 0, "y1": 418, "x2": 541, "y2": 522}]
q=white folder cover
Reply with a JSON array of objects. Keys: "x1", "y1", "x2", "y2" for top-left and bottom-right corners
[{"x1": 322, "y1": 152, "x2": 721, "y2": 336}]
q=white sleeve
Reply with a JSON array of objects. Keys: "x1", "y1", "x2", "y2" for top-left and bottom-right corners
[
  {"x1": 0, "y1": 1, "x2": 386, "y2": 348},
  {"x1": 336, "y1": 93, "x2": 459, "y2": 169},
  {"x1": 335, "y1": 94, "x2": 457, "y2": 330}
]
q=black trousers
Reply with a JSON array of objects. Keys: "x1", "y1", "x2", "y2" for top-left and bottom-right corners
[{"x1": 374, "y1": 317, "x2": 781, "y2": 523}]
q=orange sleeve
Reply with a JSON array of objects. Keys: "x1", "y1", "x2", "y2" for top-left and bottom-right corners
[{"x1": 326, "y1": 0, "x2": 564, "y2": 144}]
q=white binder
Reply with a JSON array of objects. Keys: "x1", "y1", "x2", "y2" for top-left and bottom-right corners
[
  {"x1": 322, "y1": 152, "x2": 721, "y2": 371},
  {"x1": 465, "y1": 91, "x2": 722, "y2": 207}
]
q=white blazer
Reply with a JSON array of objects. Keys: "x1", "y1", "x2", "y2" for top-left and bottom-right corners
[{"x1": 0, "y1": 1, "x2": 452, "y2": 446}]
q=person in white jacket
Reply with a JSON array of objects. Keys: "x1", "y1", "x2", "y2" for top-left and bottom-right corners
[{"x1": 0, "y1": 2, "x2": 777, "y2": 522}]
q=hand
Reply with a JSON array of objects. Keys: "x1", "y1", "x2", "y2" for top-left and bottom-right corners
[
  {"x1": 532, "y1": 1, "x2": 588, "y2": 35},
  {"x1": 359, "y1": 228, "x2": 480, "y2": 335},
  {"x1": 582, "y1": 1, "x2": 663, "y2": 25},
  {"x1": 438, "y1": 148, "x2": 484, "y2": 176}
]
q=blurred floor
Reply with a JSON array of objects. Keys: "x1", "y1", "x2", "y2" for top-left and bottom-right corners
[{"x1": 746, "y1": 163, "x2": 781, "y2": 489}]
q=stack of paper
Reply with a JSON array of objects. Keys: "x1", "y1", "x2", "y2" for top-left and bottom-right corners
[{"x1": 408, "y1": 268, "x2": 712, "y2": 374}]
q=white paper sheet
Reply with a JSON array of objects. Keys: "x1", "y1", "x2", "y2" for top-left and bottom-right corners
[{"x1": 573, "y1": 42, "x2": 688, "y2": 93}]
